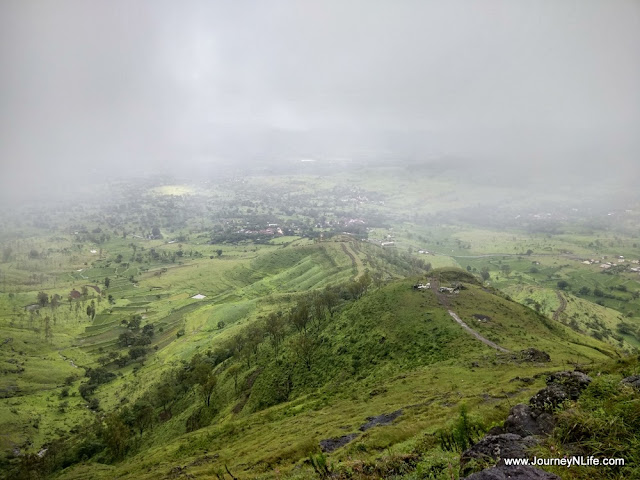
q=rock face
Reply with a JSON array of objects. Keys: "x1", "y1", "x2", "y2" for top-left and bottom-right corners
[
  {"x1": 463, "y1": 465, "x2": 561, "y2": 480},
  {"x1": 529, "y1": 371, "x2": 592, "y2": 412},
  {"x1": 461, "y1": 370, "x2": 591, "y2": 479},
  {"x1": 546, "y1": 371, "x2": 592, "y2": 399},
  {"x1": 529, "y1": 384, "x2": 569, "y2": 412},
  {"x1": 460, "y1": 434, "x2": 538, "y2": 474},
  {"x1": 621, "y1": 375, "x2": 640, "y2": 390},
  {"x1": 502, "y1": 404, "x2": 555, "y2": 437}
]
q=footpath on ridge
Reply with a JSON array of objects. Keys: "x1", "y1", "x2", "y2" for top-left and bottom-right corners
[{"x1": 430, "y1": 279, "x2": 511, "y2": 353}]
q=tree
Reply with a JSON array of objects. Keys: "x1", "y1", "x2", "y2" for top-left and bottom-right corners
[
  {"x1": 44, "y1": 315, "x2": 53, "y2": 343},
  {"x1": 104, "y1": 277, "x2": 111, "y2": 289},
  {"x1": 290, "y1": 302, "x2": 311, "y2": 333},
  {"x1": 216, "y1": 249, "x2": 223, "y2": 257},
  {"x1": 155, "y1": 383, "x2": 175, "y2": 415},
  {"x1": 480, "y1": 267, "x2": 490, "y2": 281},
  {"x1": 228, "y1": 364, "x2": 241, "y2": 394},
  {"x1": 500, "y1": 264, "x2": 512, "y2": 277},
  {"x1": 265, "y1": 312, "x2": 286, "y2": 361},
  {"x1": 37, "y1": 291, "x2": 49, "y2": 307},
  {"x1": 86, "y1": 300, "x2": 96, "y2": 320},
  {"x1": 132, "y1": 401, "x2": 154, "y2": 436},
  {"x1": 200, "y1": 374, "x2": 218, "y2": 407},
  {"x1": 322, "y1": 288, "x2": 339, "y2": 317},
  {"x1": 128, "y1": 346, "x2": 147, "y2": 361},
  {"x1": 557, "y1": 280, "x2": 569, "y2": 290},
  {"x1": 103, "y1": 413, "x2": 130, "y2": 459},
  {"x1": 578, "y1": 286, "x2": 591, "y2": 295},
  {"x1": 293, "y1": 333, "x2": 318, "y2": 370},
  {"x1": 152, "y1": 226, "x2": 162, "y2": 238}
]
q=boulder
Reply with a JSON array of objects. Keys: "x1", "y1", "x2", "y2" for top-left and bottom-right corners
[
  {"x1": 460, "y1": 434, "x2": 538, "y2": 474},
  {"x1": 546, "y1": 371, "x2": 592, "y2": 399},
  {"x1": 503, "y1": 404, "x2": 555, "y2": 437},
  {"x1": 529, "y1": 384, "x2": 568, "y2": 412},
  {"x1": 621, "y1": 375, "x2": 640, "y2": 391},
  {"x1": 519, "y1": 349, "x2": 551, "y2": 363},
  {"x1": 529, "y1": 371, "x2": 592, "y2": 412}
]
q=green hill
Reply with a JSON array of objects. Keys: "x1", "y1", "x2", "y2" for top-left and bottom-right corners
[{"x1": 5, "y1": 267, "x2": 620, "y2": 480}]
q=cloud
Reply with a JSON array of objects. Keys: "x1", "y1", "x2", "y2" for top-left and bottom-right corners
[{"x1": 1, "y1": 0, "x2": 639, "y2": 200}]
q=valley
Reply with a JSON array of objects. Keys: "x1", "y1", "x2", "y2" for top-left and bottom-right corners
[{"x1": 0, "y1": 167, "x2": 639, "y2": 479}]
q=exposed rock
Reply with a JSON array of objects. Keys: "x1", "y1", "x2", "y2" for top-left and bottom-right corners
[
  {"x1": 503, "y1": 404, "x2": 555, "y2": 437},
  {"x1": 319, "y1": 433, "x2": 359, "y2": 453},
  {"x1": 165, "y1": 465, "x2": 195, "y2": 479},
  {"x1": 359, "y1": 409, "x2": 403, "y2": 431},
  {"x1": 463, "y1": 465, "x2": 560, "y2": 480},
  {"x1": 621, "y1": 375, "x2": 640, "y2": 390},
  {"x1": 460, "y1": 434, "x2": 539, "y2": 474},
  {"x1": 545, "y1": 371, "x2": 591, "y2": 399},
  {"x1": 529, "y1": 384, "x2": 568, "y2": 412},
  {"x1": 509, "y1": 376, "x2": 534, "y2": 384},
  {"x1": 519, "y1": 349, "x2": 551, "y2": 363}
]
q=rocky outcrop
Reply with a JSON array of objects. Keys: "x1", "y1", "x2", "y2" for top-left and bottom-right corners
[
  {"x1": 502, "y1": 404, "x2": 555, "y2": 437},
  {"x1": 518, "y1": 349, "x2": 551, "y2": 363},
  {"x1": 460, "y1": 434, "x2": 538, "y2": 472},
  {"x1": 461, "y1": 370, "x2": 591, "y2": 479},
  {"x1": 529, "y1": 371, "x2": 591, "y2": 412},
  {"x1": 545, "y1": 371, "x2": 591, "y2": 399},
  {"x1": 359, "y1": 409, "x2": 402, "y2": 431},
  {"x1": 319, "y1": 433, "x2": 359, "y2": 453},
  {"x1": 529, "y1": 384, "x2": 568, "y2": 412},
  {"x1": 621, "y1": 375, "x2": 640, "y2": 390}
]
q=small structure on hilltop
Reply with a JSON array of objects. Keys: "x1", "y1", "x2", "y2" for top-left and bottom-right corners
[
  {"x1": 439, "y1": 283, "x2": 464, "y2": 294},
  {"x1": 412, "y1": 283, "x2": 431, "y2": 290},
  {"x1": 191, "y1": 294, "x2": 206, "y2": 300}
]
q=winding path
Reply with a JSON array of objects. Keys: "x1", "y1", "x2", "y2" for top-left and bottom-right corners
[
  {"x1": 553, "y1": 291, "x2": 567, "y2": 321},
  {"x1": 430, "y1": 280, "x2": 510, "y2": 353}
]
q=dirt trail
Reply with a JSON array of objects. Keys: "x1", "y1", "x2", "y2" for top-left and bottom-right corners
[
  {"x1": 58, "y1": 352, "x2": 79, "y2": 368},
  {"x1": 431, "y1": 280, "x2": 510, "y2": 353},
  {"x1": 553, "y1": 291, "x2": 567, "y2": 321}
]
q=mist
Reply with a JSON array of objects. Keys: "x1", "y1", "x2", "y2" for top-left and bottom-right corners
[{"x1": 1, "y1": 0, "x2": 639, "y2": 203}]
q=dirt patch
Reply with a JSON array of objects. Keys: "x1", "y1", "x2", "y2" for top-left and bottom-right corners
[
  {"x1": 553, "y1": 291, "x2": 567, "y2": 321},
  {"x1": 232, "y1": 368, "x2": 262, "y2": 414},
  {"x1": 359, "y1": 409, "x2": 403, "y2": 431},
  {"x1": 319, "y1": 433, "x2": 359, "y2": 453}
]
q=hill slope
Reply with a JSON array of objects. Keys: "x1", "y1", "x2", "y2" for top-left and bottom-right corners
[{"x1": 13, "y1": 269, "x2": 618, "y2": 480}]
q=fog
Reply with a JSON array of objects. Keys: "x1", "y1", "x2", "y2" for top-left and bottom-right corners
[{"x1": 1, "y1": 0, "x2": 639, "y2": 202}]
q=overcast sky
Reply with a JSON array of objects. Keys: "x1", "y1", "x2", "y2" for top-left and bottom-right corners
[{"x1": 1, "y1": 0, "x2": 639, "y2": 199}]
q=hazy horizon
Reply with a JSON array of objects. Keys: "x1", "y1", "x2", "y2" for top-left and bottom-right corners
[{"x1": 1, "y1": 1, "x2": 639, "y2": 202}]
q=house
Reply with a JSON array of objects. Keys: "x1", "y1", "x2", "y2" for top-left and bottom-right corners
[{"x1": 413, "y1": 283, "x2": 431, "y2": 290}]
